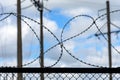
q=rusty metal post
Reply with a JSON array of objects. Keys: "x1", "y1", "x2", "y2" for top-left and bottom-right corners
[
  {"x1": 106, "y1": 1, "x2": 112, "y2": 80},
  {"x1": 17, "y1": 0, "x2": 23, "y2": 80}
]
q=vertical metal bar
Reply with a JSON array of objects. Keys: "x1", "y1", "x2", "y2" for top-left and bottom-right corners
[
  {"x1": 106, "y1": 1, "x2": 112, "y2": 80},
  {"x1": 17, "y1": 0, "x2": 23, "y2": 80},
  {"x1": 39, "y1": 0, "x2": 44, "y2": 80},
  {"x1": 40, "y1": 0, "x2": 44, "y2": 69}
]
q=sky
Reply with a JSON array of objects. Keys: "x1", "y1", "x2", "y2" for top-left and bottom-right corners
[{"x1": 0, "y1": 0, "x2": 120, "y2": 68}]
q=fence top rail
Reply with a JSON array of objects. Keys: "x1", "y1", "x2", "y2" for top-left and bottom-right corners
[{"x1": 0, "y1": 68, "x2": 120, "y2": 73}]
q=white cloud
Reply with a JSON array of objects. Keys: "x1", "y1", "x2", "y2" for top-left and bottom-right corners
[
  {"x1": 46, "y1": 0, "x2": 105, "y2": 9},
  {"x1": 43, "y1": 17, "x2": 58, "y2": 33},
  {"x1": 0, "y1": 0, "x2": 16, "y2": 6},
  {"x1": 46, "y1": 0, "x2": 120, "y2": 9},
  {"x1": 0, "y1": 25, "x2": 17, "y2": 58},
  {"x1": 63, "y1": 8, "x2": 93, "y2": 17}
]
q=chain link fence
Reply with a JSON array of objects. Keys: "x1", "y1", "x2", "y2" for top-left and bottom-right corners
[{"x1": 0, "y1": 73, "x2": 120, "y2": 80}]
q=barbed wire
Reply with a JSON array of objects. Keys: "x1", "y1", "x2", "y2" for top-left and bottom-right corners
[
  {"x1": 0, "y1": 12, "x2": 105, "y2": 68},
  {"x1": 0, "y1": 12, "x2": 115, "y2": 68},
  {"x1": 29, "y1": 0, "x2": 104, "y2": 67},
  {"x1": 41, "y1": 26, "x2": 63, "y2": 68},
  {"x1": 0, "y1": 13, "x2": 12, "y2": 22},
  {"x1": 61, "y1": 15, "x2": 95, "y2": 44},
  {"x1": 12, "y1": 13, "x2": 40, "y2": 41},
  {"x1": 95, "y1": 22, "x2": 107, "y2": 36},
  {"x1": 52, "y1": 9, "x2": 120, "y2": 67},
  {"x1": 60, "y1": 14, "x2": 106, "y2": 68},
  {"x1": 63, "y1": 45, "x2": 105, "y2": 68},
  {"x1": 21, "y1": 9, "x2": 120, "y2": 67},
  {"x1": 20, "y1": 13, "x2": 106, "y2": 68},
  {"x1": 19, "y1": 13, "x2": 106, "y2": 68},
  {"x1": 0, "y1": 9, "x2": 120, "y2": 68},
  {"x1": 13, "y1": 12, "x2": 97, "y2": 67},
  {"x1": 9, "y1": 12, "x2": 63, "y2": 67},
  {"x1": 0, "y1": 13, "x2": 40, "y2": 67}
]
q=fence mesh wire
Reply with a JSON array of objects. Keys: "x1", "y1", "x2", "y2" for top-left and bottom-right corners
[{"x1": 0, "y1": 73, "x2": 120, "y2": 80}]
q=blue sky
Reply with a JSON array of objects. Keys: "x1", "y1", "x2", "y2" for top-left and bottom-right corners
[{"x1": 0, "y1": 0, "x2": 120, "y2": 68}]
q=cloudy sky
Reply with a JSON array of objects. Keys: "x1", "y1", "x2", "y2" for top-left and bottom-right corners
[{"x1": 0, "y1": 0, "x2": 120, "y2": 68}]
